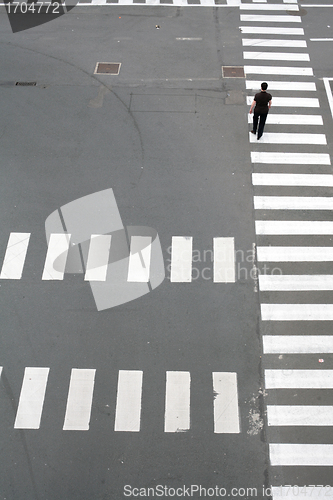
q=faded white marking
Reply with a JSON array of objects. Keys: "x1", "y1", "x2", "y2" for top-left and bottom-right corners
[
  {"x1": 251, "y1": 152, "x2": 330, "y2": 164},
  {"x1": 263, "y1": 335, "x2": 333, "y2": 354},
  {"x1": 270, "y1": 444, "x2": 333, "y2": 466},
  {"x1": 114, "y1": 370, "x2": 143, "y2": 432},
  {"x1": 63, "y1": 369, "x2": 96, "y2": 431},
  {"x1": 213, "y1": 237, "x2": 235, "y2": 283},
  {"x1": 170, "y1": 236, "x2": 193, "y2": 283},
  {"x1": 14, "y1": 367, "x2": 49, "y2": 429},
  {"x1": 213, "y1": 372, "x2": 240, "y2": 433},
  {"x1": 252, "y1": 173, "x2": 333, "y2": 186},
  {"x1": 164, "y1": 371, "x2": 190, "y2": 433},
  {"x1": 261, "y1": 304, "x2": 333, "y2": 321},
  {"x1": 127, "y1": 236, "x2": 152, "y2": 282},
  {"x1": 255, "y1": 220, "x2": 333, "y2": 235},
  {"x1": 265, "y1": 369, "x2": 333, "y2": 389},
  {"x1": 42, "y1": 233, "x2": 71, "y2": 280},
  {"x1": 84, "y1": 234, "x2": 112, "y2": 281},
  {"x1": 0, "y1": 233, "x2": 31, "y2": 280}
]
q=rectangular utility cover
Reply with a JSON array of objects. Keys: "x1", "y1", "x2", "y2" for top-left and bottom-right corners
[
  {"x1": 222, "y1": 66, "x2": 245, "y2": 78},
  {"x1": 94, "y1": 63, "x2": 121, "y2": 75}
]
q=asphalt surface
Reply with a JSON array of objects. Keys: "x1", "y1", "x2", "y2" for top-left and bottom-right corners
[{"x1": 0, "y1": 2, "x2": 332, "y2": 500}]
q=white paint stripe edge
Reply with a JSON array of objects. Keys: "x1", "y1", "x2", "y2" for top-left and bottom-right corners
[
  {"x1": 263, "y1": 335, "x2": 333, "y2": 353},
  {"x1": 213, "y1": 237, "x2": 235, "y2": 283},
  {"x1": 240, "y1": 27, "x2": 304, "y2": 35},
  {"x1": 114, "y1": 370, "x2": 143, "y2": 432},
  {"x1": 63, "y1": 369, "x2": 96, "y2": 431},
  {"x1": 246, "y1": 96, "x2": 319, "y2": 107},
  {"x1": 249, "y1": 132, "x2": 326, "y2": 144},
  {"x1": 170, "y1": 236, "x2": 193, "y2": 283},
  {"x1": 256, "y1": 221, "x2": 333, "y2": 235},
  {"x1": 254, "y1": 196, "x2": 333, "y2": 210},
  {"x1": 84, "y1": 234, "x2": 112, "y2": 281},
  {"x1": 259, "y1": 275, "x2": 333, "y2": 291},
  {"x1": 257, "y1": 246, "x2": 333, "y2": 261},
  {"x1": 246, "y1": 80, "x2": 315, "y2": 90},
  {"x1": 164, "y1": 371, "x2": 191, "y2": 433},
  {"x1": 0, "y1": 232, "x2": 31, "y2": 280},
  {"x1": 42, "y1": 233, "x2": 71, "y2": 280},
  {"x1": 14, "y1": 367, "x2": 50, "y2": 429},
  {"x1": 262, "y1": 304, "x2": 333, "y2": 321},
  {"x1": 245, "y1": 65, "x2": 313, "y2": 75},
  {"x1": 248, "y1": 114, "x2": 323, "y2": 125},
  {"x1": 244, "y1": 52, "x2": 310, "y2": 62},
  {"x1": 252, "y1": 173, "x2": 333, "y2": 186},
  {"x1": 270, "y1": 444, "x2": 333, "y2": 466},
  {"x1": 243, "y1": 40, "x2": 307, "y2": 48},
  {"x1": 240, "y1": 15, "x2": 302, "y2": 22},
  {"x1": 240, "y1": 3, "x2": 299, "y2": 9},
  {"x1": 267, "y1": 405, "x2": 333, "y2": 426},
  {"x1": 265, "y1": 369, "x2": 333, "y2": 388},
  {"x1": 251, "y1": 152, "x2": 331, "y2": 165},
  {"x1": 127, "y1": 236, "x2": 152, "y2": 282},
  {"x1": 213, "y1": 372, "x2": 240, "y2": 433}
]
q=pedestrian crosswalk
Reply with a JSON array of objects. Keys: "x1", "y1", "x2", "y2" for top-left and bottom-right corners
[
  {"x1": 0, "y1": 367, "x2": 240, "y2": 433},
  {"x1": 242, "y1": 0, "x2": 333, "y2": 494},
  {"x1": 0, "y1": 233, "x2": 236, "y2": 284}
]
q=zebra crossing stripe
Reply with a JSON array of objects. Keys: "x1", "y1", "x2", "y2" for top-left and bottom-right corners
[
  {"x1": 272, "y1": 487, "x2": 333, "y2": 500},
  {"x1": 42, "y1": 233, "x2": 71, "y2": 280},
  {"x1": 247, "y1": 96, "x2": 319, "y2": 107},
  {"x1": 249, "y1": 132, "x2": 326, "y2": 144},
  {"x1": 213, "y1": 237, "x2": 235, "y2": 283},
  {"x1": 84, "y1": 234, "x2": 112, "y2": 281},
  {"x1": 14, "y1": 367, "x2": 49, "y2": 429},
  {"x1": 252, "y1": 173, "x2": 333, "y2": 186},
  {"x1": 269, "y1": 444, "x2": 333, "y2": 466},
  {"x1": 246, "y1": 80, "x2": 315, "y2": 91},
  {"x1": 261, "y1": 304, "x2": 333, "y2": 321},
  {"x1": 63, "y1": 369, "x2": 96, "y2": 431},
  {"x1": 248, "y1": 114, "x2": 323, "y2": 125},
  {"x1": 213, "y1": 372, "x2": 240, "y2": 434},
  {"x1": 240, "y1": 3, "x2": 299, "y2": 10},
  {"x1": 245, "y1": 65, "x2": 313, "y2": 76},
  {"x1": 244, "y1": 52, "x2": 310, "y2": 61},
  {"x1": 267, "y1": 405, "x2": 333, "y2": 426},
  {"x1": 114, "y1": 370, "x2": 143, "y2": 432},
  {"x1": 127, "y1": 236, "x2": 152, "y2": 283},
  {"x1": 257, "y1": 246, "x2": 333, "y2": 262},
  {"x1": 255, "y1": 220, "x2": 333, "y2": 235},
  {"x1": 263, "y1": 335, "x2": 333, "y2": 353},
  {"x1": 240, "y1": 27, "x2": 304, "y2": 35},
  {"x1": 259, "y1": 274, "x2": 333, "y2": 291},
  {"x1": 254, "y1": 196, "x2": 333, "y2": 210},
  {"x1": 240, "y1": 15, "x2": 301, "y2": 23},
  {"x1": 164, "y1": 371, "x2": 191, "y2": 433},
  {"x1": 265, "y1": 369, "x2": 333, "y2": 389},
  {"x1": 251, "y1": 152, "x2": 330, "y2": 164},
  {"x1": 242, "y1": 39, "x2": 307, "y2": 48},
  {"x1": 170, "y1": 236, "x2": 193, "y2": 283},
  {"x1": 0, "y1": 232, "x2": 31, "y2": 280}
]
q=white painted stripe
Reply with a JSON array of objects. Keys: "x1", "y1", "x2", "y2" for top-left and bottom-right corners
[
  {"x1": 63, "y1": 369, "x2": 96, "y2": 431},
  {"x1": 265, "y1": 369, "x2": 333, "y2": 389},
  {"x1": 245, "y1": 65, "x2": 313, "y2": 76},
  {"x1": 247, "y1": 96, "x2": 319, "y2": 107},
  {"x1": 243, "y1": 39, "x2": 307, "y2": 48},
  {"x1": 213, "y1": 237, "x2": 235, "y2": 283},
  {"x1": 257, "y1": 246, "x2": 333, "y2": 262},
  {"x1": 244, "y1": 52, "x2": 310, "y2": 61},
  {"x1": 0, "y1": 367, "x2": 2, "y2": 377},
  {"x1": 259, "y1": 274, "x2": 333, "y2": 291},
  {"x1": 267, "y1": 405, "x2": 333, "y2": 426},
  {"x1": 240, "y1": 3, "x2": 299, "y2": 9},
  {"x1": 249, "y1": 132, "x2": 326, "y2": 144},
  {"x1": 84, "y1": 234, "x2": 111, "y2": 281},
  {"x1": 164, "y1": 371, "x2": 190, "y2": 433},
  {"x1": 256, "y1": 220, "x2": 333, "y2": 235},
  {"x1": 261, "y1": 304, "x2": 333, "y2": 321},
  {"x1": 272, "y1": 487, "x2": 333, "y2": 500},
  {"x1": 270, "y1": 444, "x2": 333, "y2": 466},
  {"x1": 14, "y1": 367, "x2": 49, "y2": 429},
  {"x1": 170, "y1": 236, "x2": 193, "y2": 283},
  {"x1": 251, "y1": 152, "x2": 330, "y2": 165},
  {"x1": 114, "y1": 370, "x2": 143, "y2": 432},
  {"x1": 284, "y1": 0, "x2": 297, "y2": 3},
  {"x1": 42, "y1": 233, "x2": 71, "y2": 280},
  {"x1": 240, "y1": 27, "x2": 304, "y2": 35},
  {"x1": 248, "y1": 114, "x2": 323, "y2": 125},
  {"x1": 213, "y1": 372, "x2": 240, "y2": 434},
  {"x1": 252, "y1": 173, "x2": 333, "y2": 186},
  {"x1": 263, "y1": 335, "x2": 333, "y2": 353},
  {"x1": 323, "y1": 78, "x2": 333, "y2": 120},
  {"x1": 246, "y1": 80, "x2": 315, "y2": 91},
  {"x1": 127, "y1": 236, "x2": 152, "y2": 282},
  {"x1": 0, "y1": 233, "x2": 31, "y2": 280},
  {"x1": 311, "y1": 38, "x2": 333, "y2": 41},
  {"x1": 240, "y1": 15, "x2": 301, "y2": 22},
  {"x1": 254, "y1": 196, "x2": 333, "y2": 210}
]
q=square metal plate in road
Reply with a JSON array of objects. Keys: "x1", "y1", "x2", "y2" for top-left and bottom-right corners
[
  {"x1": 222, "y1": 66, "x2": 245, "y2": 78},
  {"x1": 94, "y1": 63, "x2": 121, "y2": 75}
]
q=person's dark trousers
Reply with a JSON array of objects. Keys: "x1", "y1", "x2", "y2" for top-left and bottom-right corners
[{"x1": 253, "y1": 111, "x2": 268, "y2": 139}]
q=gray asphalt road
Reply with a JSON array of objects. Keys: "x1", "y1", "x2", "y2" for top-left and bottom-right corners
[{"x1": 1, "y1": 2, "x2": 332, "y2": 499}]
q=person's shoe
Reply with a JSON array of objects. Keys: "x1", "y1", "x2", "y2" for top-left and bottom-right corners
[
  {"x1": 251, "y1": 130, "x2": 256, "y2": 134},
  {"x1": 257, "y1": 135, "x2": 262, "y2": 140}
]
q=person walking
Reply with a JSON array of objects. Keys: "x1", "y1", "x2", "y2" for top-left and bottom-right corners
[{"x1": 249, "y1": 82, "x2": 272, "y2": 140}]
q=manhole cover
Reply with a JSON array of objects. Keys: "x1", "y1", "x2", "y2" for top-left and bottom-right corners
[
  {"x1": 222, "y1": 66, "x2": 245, "y2": 78},
  {"x1": 15, "y1": 81, "x2": 37, "y2": 86},
  {"x1": 94, "y1": 63, "x2": 121, "y2": 75}
]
